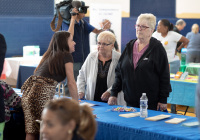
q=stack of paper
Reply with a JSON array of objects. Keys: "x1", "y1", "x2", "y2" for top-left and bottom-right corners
[
  {"x1": 182, "y1": 122, "x2": 199, "y2": 127},
  {"x1": 165, "y1": 118, "x2": 186, "y2": 124},
  {"x1": 119, "y1": 112, "x2": 140, "y2": 118},
  {"x1": 145, "y1": 114, "x2": 171, "y2": 121},
  {"x1": 80, "y1": 102, "x2": 96, "y2": 107}
]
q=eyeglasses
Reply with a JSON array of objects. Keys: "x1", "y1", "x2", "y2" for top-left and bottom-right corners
[
  {"x1": 97, "y1": 42, "x2": 111, "y2": 47},
  {"x1": 135, "y1": 24, "x2": 150, "y2": 30}
]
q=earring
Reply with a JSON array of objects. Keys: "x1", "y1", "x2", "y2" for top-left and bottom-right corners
[{"x1": 68, "y1": 130, "x2": 72, "y2": 134}]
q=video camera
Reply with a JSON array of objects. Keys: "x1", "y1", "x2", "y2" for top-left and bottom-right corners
[{"x1": 55, "y1": 0, "x2": 89, "y2": 24}]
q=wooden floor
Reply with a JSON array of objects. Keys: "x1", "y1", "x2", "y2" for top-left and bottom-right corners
[{"x1": 167, "y1": 104, "x2": 196, "y2": 117}]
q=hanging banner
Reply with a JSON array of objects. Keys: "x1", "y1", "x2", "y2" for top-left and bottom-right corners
[{"x1": 176, "y1": 0, "x2": 200, "y2": 18}]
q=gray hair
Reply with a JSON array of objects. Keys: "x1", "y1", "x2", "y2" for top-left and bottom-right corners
[
  {"x1": 176, "y1": 19, "x2": 186, "y2": 26},
  {"x1": 192, "y1": 23, "x2": 199, "y2": 34},
  {"x1": 137, "y1": 13, "x2": 156, "y2": 31},
  {"x1": 97, "y1": 31, "x2": 116, "y2": 44}
]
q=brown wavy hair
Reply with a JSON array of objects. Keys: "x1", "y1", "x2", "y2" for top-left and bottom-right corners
[
  {"x1": 43, "y1": 98, "x2": 96, "y2": 140},
  {"x1": 34, "y1": 31, "x2": 70, "y2": 77}
]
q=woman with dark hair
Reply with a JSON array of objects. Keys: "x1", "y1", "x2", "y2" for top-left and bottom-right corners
[
  {"x1": 41, "y1": 98, "x2": 96, "y2": 140},
  {"x1": 21, "y1": 31, "x2": 78, "y2": 140},
  {"x1": 152, "y1": 19, "x2": 189, "y2": 74}
]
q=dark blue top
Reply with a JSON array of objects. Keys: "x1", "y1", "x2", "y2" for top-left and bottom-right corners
[{"x1": 62, "y1": 19, "x2": 95, "y2": 63}]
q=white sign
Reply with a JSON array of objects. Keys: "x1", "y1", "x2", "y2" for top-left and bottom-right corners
[
  {"x1": 176, "y1": 0, "x2": 200, "y2": 18},
  {"x1": 89, "y1": 4, "x2": 122, "y2": 52}
]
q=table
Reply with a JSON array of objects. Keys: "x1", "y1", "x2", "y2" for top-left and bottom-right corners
[
  {"x1": 16, "y1": 65, "x2": 37, "y2": 88},
  {"x1": 92, "y1": 101, "x2": 200, "y2": 140},
  {"x1": 185, "y1": 63, "x2": 200, "y2": 75},
  {"x1": 13, "y1": 88, "x2": 200, "y2": 140},
  {"x1": 4, "y1": 57, "x2": 41, "y2": 86},
  {"x1": 168, "y1": 80, "x2": 197, "y2": 107}
]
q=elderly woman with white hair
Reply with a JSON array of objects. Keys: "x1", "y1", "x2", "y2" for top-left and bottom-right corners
[
  {"x1": 108, "y1": 13, "x2": 171, "y2": 111},
  {"x1": 77, "y1": 31, "x2": 125, "y2": 105},
  {"x1": 186, "y1": 23, "x2": 200, "y2": 63}
]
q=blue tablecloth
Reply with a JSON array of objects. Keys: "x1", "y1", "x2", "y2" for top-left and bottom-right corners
[
  {"x1": 90, "y1": 100, "x2": 200, "y2": 140},
  {"x1": 168, "y1": 80, "x2": 197, "y2": 107},
  {"x1": 13, "y1": 88, "x2": 200, "y2": 140},
  {"x1": 16, "y1": 65, "x2": 37, "y2": 88}
]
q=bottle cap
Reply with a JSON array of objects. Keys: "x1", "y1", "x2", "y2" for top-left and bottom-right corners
[
  {"x1": 142, "y1": 93, "x2": 146, "y2": 96},
  {"x1": 181, "y1": 48, "x2": 187, "y2": 53}
]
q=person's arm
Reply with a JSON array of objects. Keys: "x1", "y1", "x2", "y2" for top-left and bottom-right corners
[
  {"x1": 108, "y1": 60, "x2": 123, "y2": 105},
  {"x1": 177, "y1": 36, "x2": 189, "y2": 52},
  {"x1": 157, "y1": 44, "x2": 171, "y2": 111},
  {"x1": 65, "y1": 62, "x2": 78, "y2": 102},
  {"x1": 67, "y1": 8, "x2": 78, "y2": 37},
  {"x1": 92, "y1": 28, "x2": 104, "y2": 34},
  {"x1": 77, "y1": 60, "x2": 88, "y2": 99},
  {"x1": 101, "y1": 91, "x2": 111, "y2": 101}
]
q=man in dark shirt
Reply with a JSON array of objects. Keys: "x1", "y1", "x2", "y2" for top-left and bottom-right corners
[
  {"x1": 64, "y1": 1, "x2": 103, "y2": 70},
  {"x1": 96, "y1": 19, "x2": 119, "y2": 52},
  {"x1": 63, "y1": 1, "x2": 104, "y2": 95},
  {"x1": 173, "y1": 19, "x2": 186, "y2": 57}
]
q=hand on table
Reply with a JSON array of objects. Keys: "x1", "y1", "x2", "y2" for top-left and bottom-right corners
[
  {"x1": 79, "y1": 92, "x2": 85, "y2": 100},
  {"x1": 157, "y1": 102, "x2": 167, "y2": 111},
  {"x1": 108, "y1": 96, "x2": 117, "y2": 105},
  {"x1": 101, "y1": 91, "x2": 111, "y2": 101}
]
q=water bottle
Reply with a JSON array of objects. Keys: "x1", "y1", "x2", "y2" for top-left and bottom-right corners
[
  {"x1": 140, "y1": 93, "x2": 148, "y2": 118},
  {"x1": 181, "y1": 48, "x2": 187, "y2": 66}
]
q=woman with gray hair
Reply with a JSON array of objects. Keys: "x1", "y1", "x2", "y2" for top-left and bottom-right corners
[
  {"x1": 108, "y1": 13, "x2": 171, "y2": 111},
  {"x1": 186, "y1": 23, "x2": 200, "y2": 63},
  {"x1": 77, "y1": 31, "x2": 125, "y2": 105}
]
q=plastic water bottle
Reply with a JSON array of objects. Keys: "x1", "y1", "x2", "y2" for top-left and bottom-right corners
[
  {"x1": 140, "y1": 93, "x2": 148, "y2": 118},
  {"x1": 181, "y1": 48, "x2": 187, "y2": 65}
]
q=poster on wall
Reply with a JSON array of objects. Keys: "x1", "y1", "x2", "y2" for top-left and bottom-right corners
[
  {"x1": 84, "y1": 0, "x2": 129, "y2": 17},
  {"x1": 176, "y1": 0, "x2": 200, "y2": 18},
  {"x1": 89, "y1": 4, "x2": 121, "y2": 52}
]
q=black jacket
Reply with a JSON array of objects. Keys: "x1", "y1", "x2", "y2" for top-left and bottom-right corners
[
  {"x1": 173, "y1": 26, "x2": 182, "y2": 49},
  {"x1": 0, "y1": 33, "x2": 7, "y2": 75},
  {"x1": 111, "y1": 37, "x2": 171, "y2": 110}
]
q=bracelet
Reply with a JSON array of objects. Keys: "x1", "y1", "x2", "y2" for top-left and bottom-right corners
[{"x1": 176, "y1": 49, "x2": 181, "y2": 53}]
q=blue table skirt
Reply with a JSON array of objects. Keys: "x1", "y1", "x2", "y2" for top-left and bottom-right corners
[
  {"x1": 13, "y1": 88, "x2": 200, "y2": 140},
  {"x1": 168, "y1": 80, "x2": 197, "y2": 107},
  {"x1": 16, "y1": 65, "x2": 37, "y2": 88}
]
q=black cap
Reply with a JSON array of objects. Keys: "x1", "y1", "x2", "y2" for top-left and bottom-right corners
[{"x1": 80, "y1": 1, "x2": 89, "y2": 8}]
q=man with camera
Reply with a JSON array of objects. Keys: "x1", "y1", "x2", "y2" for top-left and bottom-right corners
[{"x1": 62, "y1": 1, "x2": 103, "y2": 80}]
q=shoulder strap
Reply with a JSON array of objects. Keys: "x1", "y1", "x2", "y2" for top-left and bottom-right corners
[{"x1": 50, "y1": 12, "x2": 63, "y2": 32}]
